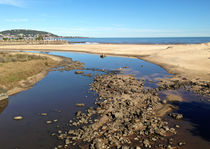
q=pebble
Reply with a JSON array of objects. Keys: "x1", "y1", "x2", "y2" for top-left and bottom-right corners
[
  {"x1": 76, "y1": 103, "x2": 85, "y2": 107},
  {"x1": 46, "y1": 120, "x2": 52, "y2": 124},
  {"x1": 162, "y1": 99, "x2": 167, "y2": 104},
  {"x1": 13, "y1": 116, "x2": 23, "y2": 120},
  {"x1": 53, "y1": 119, "x2": 58, "y2": 122},
  {"x1": 41, "y1": 113, "x2": 47, "y2": 116}
]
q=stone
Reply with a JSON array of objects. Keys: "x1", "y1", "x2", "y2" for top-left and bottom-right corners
[
  {"x1": 46, "y1": 120, "x2": 52, "y2": 124},
  {"x1": 162, "y1": 99, "x2": 167, "y2": 104},
  {"x1": 53, "y1": 119, "x2": 58, "y2": 122},
  {"x1": 13, "y1": 116, "x2": 23, "y2": 120},
  {"x1": 76, "y1": 103, "x2": 85, "y2": 107},
  {"x1": 143, "y1": 139, "x2": 151, "y2": 148},
  {"x1": 65, "y1": 139, "x2": 70, "y2": 145},
  {"x1": 82, "y1": 73, "x2": 92, "y2": 77},
  {"x1": 41, "y1": 113, "x2": 47, "y2": 116},
  {"x1": 169, "y1": 113, "x2": 183, "y2": 120},
  {"x1": 75, "y1": 71, "x2": 84, "y2": 74}
]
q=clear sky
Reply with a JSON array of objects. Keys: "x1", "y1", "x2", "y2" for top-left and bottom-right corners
[{"x1": 0, "y1": 0, "x2": 210, "y2": 37}]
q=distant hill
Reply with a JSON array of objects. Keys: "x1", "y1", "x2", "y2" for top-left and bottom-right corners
[{"x1": 0, "y1": 29, "x2": 59, "y2": 37}]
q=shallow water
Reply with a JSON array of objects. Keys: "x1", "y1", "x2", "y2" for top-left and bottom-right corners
[{"x1": 0, "y1": 51, "x2": 209, "y2": 149}]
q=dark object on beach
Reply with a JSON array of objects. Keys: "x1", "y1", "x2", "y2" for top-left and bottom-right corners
[
  {"x1": 76, "y1": 103, "x2": 85, "y2": 107},
  {"x1": 100, "y1": 54, "x2": 106, "y2": 58},
  {"x1": 75, "y1": 71, "x2": 84, "y2": 74}
]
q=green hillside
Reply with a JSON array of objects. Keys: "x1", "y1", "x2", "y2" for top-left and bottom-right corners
[{"x1": 0, "y1": 29, "x2": 59, "y2": 37}]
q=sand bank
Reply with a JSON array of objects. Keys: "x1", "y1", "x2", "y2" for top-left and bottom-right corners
[{"x1": 0, "y1": 43, "x2": 210, "y2": 81}]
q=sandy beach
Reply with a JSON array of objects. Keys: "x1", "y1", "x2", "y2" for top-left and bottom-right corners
[{"x1": 0, "y1": 43, "x2": 210, "y2": 81}]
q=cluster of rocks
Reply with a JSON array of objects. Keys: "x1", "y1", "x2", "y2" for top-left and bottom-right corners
[
  {"x1": 53, "y1": 58, "x2": 84, "y2": 71},
  {"x1": 157, "y1": 77, "x2": 210, "y2": 96},
  {"x1": 168, "y1": 113, "x2": 183, "y2": 120},
  {"x1": 54, "y1": 74, "x2": 181, "y2": 149},
  {"x1": 74, "y1": 71, "x2": 92, "y2": 77}
]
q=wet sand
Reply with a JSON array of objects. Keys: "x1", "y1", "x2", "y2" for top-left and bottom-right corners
[{"x1": 0, "y1": 43, "x2": 209, "y2": 82}]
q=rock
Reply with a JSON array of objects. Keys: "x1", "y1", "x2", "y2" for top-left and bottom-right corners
[
  {"x1": 75, "y1": 71, "x2": 84, "y2": 74},
  {"x1": 53, "y1": 74, "x2": 183, "y2": 148},
  {"x1": 82, "y1": 73, "x2": 92, "y2": 77},
  {"x1": 143, "y1": 139, "x2": 151, "y2": 148},
  {"x1": 169, "y1": 113, "x2": 183, "y2": 120},
  {"x1": 76, "y1": 103, "x2": 85, "y2": 107},
  {"x1": 46, "y1": 120, "x2": 52, "y2": 124},
  {"x1": 53, "y1": 119, "x2": 58, "y2": 122},
  {"x1": 166, "y1": 94, "x2": 183, "y2": 102},
  {"x1": 100, "y1": 54, "x2": 106, "y2": 58},
  {"x1": 122, "y1": 146, "x2": 130, "y2": 149},
  {"x1": 162, "y1": 99, "x2": 167, "y2": 104},
  {"x1": 178, "y1": 142, "x2": 183, "y2": 146},
  {"x1": 41, "y1": 113, "x2": 47, "y2": 116},
  {"x1": 93, "y1": 139, "x2": 105, "y2": 149},
  {"x1": 65, "y1": 139, "x2": 70, "y2": 145},
  {"x1": 76, "y1": 111, "x2": 82, "y2": 117},
  {"x1": 13, "y1": 116, "x2": 23, "y2": 120}
]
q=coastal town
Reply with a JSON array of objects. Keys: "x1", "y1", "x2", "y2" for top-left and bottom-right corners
[{"x1": 0, "y1": 29, "x2": 58, "y2": 41}]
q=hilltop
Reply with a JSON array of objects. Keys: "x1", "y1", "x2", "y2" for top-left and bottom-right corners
[{"x1": 0, "y1": 29, "x2": 59, "y2": 38}]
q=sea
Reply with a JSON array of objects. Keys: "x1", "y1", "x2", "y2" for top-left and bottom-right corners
[{"x1": 63, "y1": 37, "x2": 210, "y2": 44}]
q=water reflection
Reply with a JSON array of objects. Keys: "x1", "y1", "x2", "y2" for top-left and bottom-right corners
[
  {"x1": 177, "y1": 101, "x2": 210, "y2": 142},
  {"x1": 0, "y1": 98, "x2": 9, "y2": 114}
]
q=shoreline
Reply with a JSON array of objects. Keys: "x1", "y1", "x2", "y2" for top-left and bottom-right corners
[
  {"x1": 0, "y1": 43, "x2": 209, "y2": 82},
  {"x1": 0, "y1": 51, "x2": 84, "y2": 96}
]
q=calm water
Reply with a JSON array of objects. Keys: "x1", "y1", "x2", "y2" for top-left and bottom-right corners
[
  {"x1": 0, "y1": 52, "x2": 169, "y2": 149},
  {"x1": 0, "y1": 51, "x2": 209, "y2": 149},
  {"x1": 63, "y1": 37, "x2": 210, "y2": 44}
]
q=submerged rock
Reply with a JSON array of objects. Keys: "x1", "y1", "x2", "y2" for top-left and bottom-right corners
[
  {"x1": 76, "y1": 103, "x2": 85, "y2": 107},
  {"x1": 41, "y1": 113, "x2": 47, "y2": 116},
  {"x1": 75, "y1": 71, "x2": 84, "y2": 74},
  {"x1": 82, "y1": 73, "x2": 92, "y2": 77}
]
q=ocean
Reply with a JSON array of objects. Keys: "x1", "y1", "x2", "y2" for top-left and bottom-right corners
[{"x1": 63, "y1": 37, "x2": 210, "y2": 44}]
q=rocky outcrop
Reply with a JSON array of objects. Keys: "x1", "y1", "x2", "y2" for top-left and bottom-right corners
[{"x1": 54, "y1": 74, "x2": 180, "y2": 149}]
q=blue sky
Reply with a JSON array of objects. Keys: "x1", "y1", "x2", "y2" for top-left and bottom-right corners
[{"x1": 0, "y1": 0, "x2": 210, "y2": 37}]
